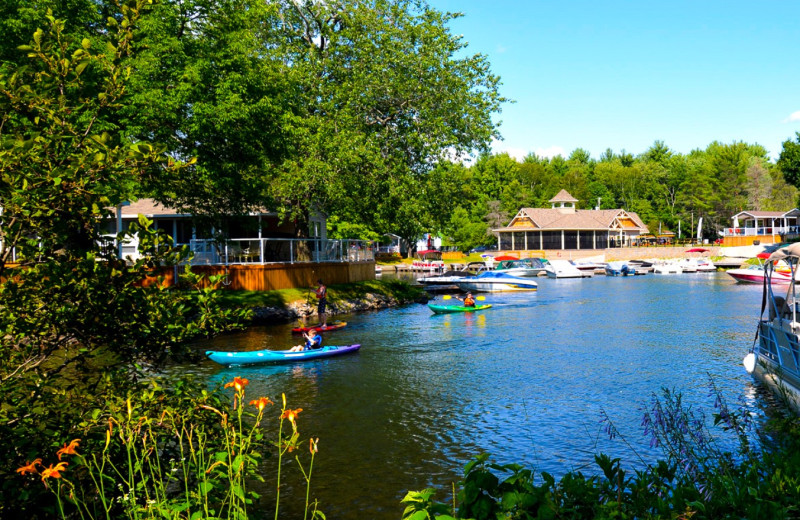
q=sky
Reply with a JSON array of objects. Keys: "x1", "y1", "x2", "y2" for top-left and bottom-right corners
[{"x1": 427, "y1": 0, "x2": 800, "y2": 162}]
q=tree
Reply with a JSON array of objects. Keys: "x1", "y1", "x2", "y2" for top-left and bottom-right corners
[{"x1": 778, "y1": 132, "x2": 800, "y2": 192}]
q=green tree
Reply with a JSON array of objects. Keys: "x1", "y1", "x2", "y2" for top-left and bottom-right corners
[{"x1": 778, "y1": 132, "x2": 800, "y2": 193}]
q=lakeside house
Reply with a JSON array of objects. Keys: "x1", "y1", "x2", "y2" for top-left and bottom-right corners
[
  {"x1": 95, "y1": 198, "x2": 374, "y2": 290},
  {"x1": 494, "y1": 190, "x2": 649, "y2": 251},
  {"x1": 721, "y1": 209, "x2": 800, "y2": 247}
]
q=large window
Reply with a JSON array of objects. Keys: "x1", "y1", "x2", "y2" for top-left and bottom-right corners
[
  {"x1": 541, "y1": 231, "x2": 561, "y2": 249},
  {"x1": 513, "y1": 232, "x2": 525, "y2": 250},
  {"x1": 595, "y1": 232, "x2": 609, "y2": 249},
  {"x1": 500, "y1": 233, "x2": 512, "y2": 250},
  {"x1": 525, "y1": 231, "x2": 540, "y2": 250},
  {"x1": 563, "y1": 231, "x2": 578, "y2": 249},
  {"x1": 579, "y1": 231, "x2": 594, "y2": 249}
]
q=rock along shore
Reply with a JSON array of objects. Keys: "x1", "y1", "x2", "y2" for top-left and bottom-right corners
[{"x1": 249, "y1": 292, "x2": 429, "y2": 325}]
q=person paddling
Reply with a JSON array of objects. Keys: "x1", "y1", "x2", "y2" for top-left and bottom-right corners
[
  {"x1": 315, "y1": 279, "x2": 328, "y2": 327},
  {"x1": 455, "y1": 292, "x2": 476, "y2": 308},
  {"x1": 289, "y1": 329, "x2": 322, "y2": 352}
]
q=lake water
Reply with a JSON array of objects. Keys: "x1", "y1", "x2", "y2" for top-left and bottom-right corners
[{"x1": 188, "y1": 272, "x2": 771, "y2": 519}]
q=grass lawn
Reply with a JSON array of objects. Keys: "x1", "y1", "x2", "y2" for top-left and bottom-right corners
[{"x1": 216, "y1": 278, "x2": 425, "y2": 309}]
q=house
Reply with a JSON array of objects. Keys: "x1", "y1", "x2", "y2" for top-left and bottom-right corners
[
  {"x1": 722, "y1": 209, "x2": 800, "y2": 247},
  {"x1": 494, "y1": 190, "x2": 649, "y2": 251}
]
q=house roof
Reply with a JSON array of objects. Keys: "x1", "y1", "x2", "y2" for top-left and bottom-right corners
[
  {"x1": 548, "y1": 189, "x2": 579, "y2": 203},
  {"x1": 496, "y1": 208, "x2": 649, "y2": 233},
  {"x1": 117, "y1": 198, "x2": 276, "y2": 218},
  {"x1": 731, "y1": 209, "x2": 800, "y2": 220}
]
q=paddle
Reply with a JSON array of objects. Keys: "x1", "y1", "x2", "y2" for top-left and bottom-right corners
[{"x1": 442, "y1": 295, "x2": 485, "y2": 301}]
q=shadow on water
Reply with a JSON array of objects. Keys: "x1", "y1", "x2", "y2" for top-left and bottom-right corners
[{"x1": 182, "y1": 272, "x2": 772, "y2": 519}]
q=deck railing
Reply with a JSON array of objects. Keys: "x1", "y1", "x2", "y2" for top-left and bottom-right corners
[
  {"x1": 187, "y1": 238, "x2": 374, "y2": 265},
  {"x1": 723, "y1": 226, "x2": 800, "y2": 237}
]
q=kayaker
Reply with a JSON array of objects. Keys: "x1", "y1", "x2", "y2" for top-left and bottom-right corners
[
  {"x1": 455, "y1": 293, "x2": 476, "y2": 307},
  {"x1": 315, "y1": 279, "x2": 328, "y2": 327},
  {"x1": 290, "y1": 329, "x2": 323, "y2": 352}
]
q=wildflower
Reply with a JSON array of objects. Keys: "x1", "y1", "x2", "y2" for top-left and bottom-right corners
[
  {"x1": 280, "y1": 408, "x2": 303, "y2": 426},
  {"x1": 249, "y1": 397, "x2": 273, "y2": 412},
  {"x1": 309, "y1": 437, "x2": 319, "y2": 454},
  {"x1": 16, "y1": 458, "x2": 42, "y2": 475},
  {"x1": 57, "y1": 439, "x2": 81, "y2": 460},
  {"x1": 41, "y1": 462, "x2": 68, "y2": 481},
  {"x1": 224, "y1": 377, "x2": 249, "y2": 392}
]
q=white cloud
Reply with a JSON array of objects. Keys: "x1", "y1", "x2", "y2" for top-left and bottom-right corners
[
  {"x1": 497, "y1": 147, "x2": 528, "y2": 162},
  {"x1": 786, "y1": 110, "x2": 800, "y2": 123}
]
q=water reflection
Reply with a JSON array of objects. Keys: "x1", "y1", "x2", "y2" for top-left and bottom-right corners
[{"x1": 186, "y1": 272, "x2": 772, "y2": 520}]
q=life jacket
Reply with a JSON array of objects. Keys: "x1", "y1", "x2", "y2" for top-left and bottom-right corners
[
  {"x1": 316, "y1": 285, "x2": 327, "y2": 299},
  {"x1": 464, "y1": 296, "x2": 476, "y2": 307}
]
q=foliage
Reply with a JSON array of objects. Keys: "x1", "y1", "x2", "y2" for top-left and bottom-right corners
[
  {"x1": 12, "y1": 377, "x2": 323, "y2": 520},
  {"x1": 778, "y1": 132, "x2": 800, "y2": 194},
  {"x1": 403, "y1": 384, "x2": 800, "y2": 519}
]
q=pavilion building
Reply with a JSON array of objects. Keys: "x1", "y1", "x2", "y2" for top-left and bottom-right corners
[{"x1": 494, "y1": 190, "x2": 648, "y2": 251}]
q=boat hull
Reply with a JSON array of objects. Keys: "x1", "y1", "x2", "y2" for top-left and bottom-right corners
[
  {"x1": 456, "y1": 281, "x2": 537, "y2": 292},
  {"x1": 427, "y1": 303, "x2": 492, "y2": 314},
  {"x1": 206, "y1": 344, "x2": 361, "y2": 366},
  {"x1": 292, "y1": 322, "x2": 347, "y2": 334}
]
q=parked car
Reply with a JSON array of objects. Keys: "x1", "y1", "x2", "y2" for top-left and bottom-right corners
[{"x1": 469, "y1": 246, "x2": 487, "y2": 253}]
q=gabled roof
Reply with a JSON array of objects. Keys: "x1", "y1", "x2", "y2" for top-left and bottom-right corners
[
  {"x1": 117, "y1": 198, "x2": 276, "y2": 218},
  {"x1": 548, "y1": 189, "x2": 578, "y2": 203},
  {"x1": 731, "y1": 209, "x2": 800, "y2": 220},
  {"x1": 497, "y1": 208, "x2": 648, "y2": 232}
]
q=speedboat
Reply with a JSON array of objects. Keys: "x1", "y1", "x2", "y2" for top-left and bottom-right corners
[
  {"x1": 545, "y1": 259, "x2": 588, "y2": 278},
  {"x1": 652, "y1": 260, "x2": 683, "y2": 274},
  {"x1": 605, "y1": 261, "x2": 635, "y2": 276},
  {"x1": 744, "y1": 243, "x2": 800, "y2": 411},
  {"x1": 727, "y1": 257, "x2": 797, "y2": 284},
  {"x1": 455, "y1": 271, "x2": 538, "y2": 292},
  {"x1": 494, "y1": 258, "x2": 548, "y2": 277}
]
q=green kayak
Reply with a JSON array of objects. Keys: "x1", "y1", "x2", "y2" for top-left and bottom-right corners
[{"x1": 428, "y1": 303, "x2": 492, "y2": 314}]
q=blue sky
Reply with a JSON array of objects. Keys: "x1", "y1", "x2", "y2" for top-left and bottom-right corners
[{"x1": 428, "y1": 0, "x2": 800, "y2": 162}]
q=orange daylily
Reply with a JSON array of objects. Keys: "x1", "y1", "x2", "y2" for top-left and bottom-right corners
[
  {"x1": 41, "y1": 462, "x2": 68, "y2": 480},
  {"x1": 57, "y1": 439, "x2": 81, "y2": 460},
  {"x1": 280, "y1": 408, "x2": 303, "y2": 425},
  {"x1": 249, "y1": 397, "x2": 273, "y2": 412},
  {"x1": 309, "y1": 437, "x2": 319, "y2": 454},
  {"x1": 16, "y1": 458, "x2": 42, "y2": 475},
  {"x1": 224, "y1": 377, "x2": 249, "y2": 392}
]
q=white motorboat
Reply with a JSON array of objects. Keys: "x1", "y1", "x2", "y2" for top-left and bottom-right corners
[
  {"x1": 455, "y1": 271, "x2": 538, "y2": 292},
  {"x1": 605, "y1": 261, "x2": 636, "y2": 276},
  {"x1": 494, "y1": 258, "x2": 548, "y2": 277},
  {"x1": 545, "y1": 259, "x2": 588, "y2": 278},
  {"x1": 418, "y1": 269, "x2": 477, "y2": 285},
  {"x1": 744, "y1": 243, "x2": 800, "y2": 411},
  {"x1": 652, "y1": 260, "x2": 683, "y2": 274}
]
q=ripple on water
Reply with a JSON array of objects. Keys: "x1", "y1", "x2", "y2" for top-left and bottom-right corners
[{"x1": 183, "y1": 273, "x2": 772, "y2": 520}]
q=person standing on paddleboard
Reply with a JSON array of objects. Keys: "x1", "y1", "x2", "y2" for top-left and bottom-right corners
[{"x1": 315, "y1": 279, "x2": 328, "y2": 327}]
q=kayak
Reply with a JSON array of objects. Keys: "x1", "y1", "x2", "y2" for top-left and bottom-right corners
[
  {"x1": 428, "y1": 303, "x2": 492, "y2": 314},
  {"x1": 292, "y1": 322, "x2": 347, "y2": 334},
  {"x1": 206, "y1": 344, "x2": 361, "y2": 366}
]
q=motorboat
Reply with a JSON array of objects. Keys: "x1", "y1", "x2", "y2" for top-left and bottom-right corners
[
  {"x1": 744, "y1": 242, "x2": 800, "y2": 411},
  {"x1": 545, "y1": 259, "x2": 588, "y2": 278},
  {"x1": 652, "y1": 260, "x2": 683, "y2": 274},
  {"x1": 727, "y1": 264, "x2": 793, "y2": 284},
  {"x1": 605, "y1": 261, "x2": 635, "y2": 276},
  {"x1": 455, "y1": 271, "x2": 538, "y2": 292},
  {"x1": 494, "y1": 258, "x2": 548, "y2": 277}
]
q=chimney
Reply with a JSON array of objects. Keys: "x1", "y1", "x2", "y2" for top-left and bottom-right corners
[{"x1": 595, "y1": 197, "x2": 601, "y2": 211}]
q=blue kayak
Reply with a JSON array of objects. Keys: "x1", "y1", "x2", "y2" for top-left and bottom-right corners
[{"x1": 206, "y1": 344, "x2": 361, "y2": 366}]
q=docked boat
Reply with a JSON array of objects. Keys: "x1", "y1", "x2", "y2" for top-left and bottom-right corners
[
  {"x1": 652, "y1": 260, "x2": 683, "y2": 274},
  {"x1": 292, "y1": 322, "x2": 347, "y2": 334},
  {"x1": 744, "y1": 243, "x2": 800, "y2": 411},
  {"x1": 604, "y1": 261, "x2": 636, "y2": 276},
  {"x1": 727, "y1": 258, "x2": 796, "y2": 284},
  {"x1": 494, "y1": 258, "x2": 548, "y2": 277},
  {"x1": 455, "y1": 271, "x2": 538, "y2": 292},
  {"x1": 545, "y1": 259, "x2": 588, "y2": 278},
  {"x1": 427, "y1": 303, "x2": 493, "y2": 314},
  {"x1": 207, "y1": 344, "x2": 362, "y2": 366}
]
